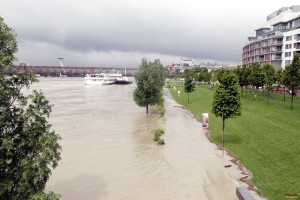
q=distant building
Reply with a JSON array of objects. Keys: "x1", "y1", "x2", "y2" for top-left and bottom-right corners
[
  {"x1": 19, "y1": 61, "x2": 29, "y2": 66},
  {"x1": 180, "y1": 58, "x2": 193, "y2": 68},
  {"x1": 166, "y1": 63, "x2": 180, "y2": 75},
  {"x1": 242, "y1": 5, "x2": 300, "y2": 69}
]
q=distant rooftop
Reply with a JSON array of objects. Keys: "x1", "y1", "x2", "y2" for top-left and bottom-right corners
[{"x1": 267, "y1": 5, "x2": 300, "y2": 21}]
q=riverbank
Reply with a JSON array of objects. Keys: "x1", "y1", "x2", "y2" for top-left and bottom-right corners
[
  {"x1": 164, "y1": 88, "x2": 266, "y2": 200},
  {"x1": 168, "y1": 83, "x2": 300, "y2": 200}
]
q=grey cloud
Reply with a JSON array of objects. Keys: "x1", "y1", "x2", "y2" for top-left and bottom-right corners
[{"x1": 1, "y1": 0, "x2": 295, "y2": 66}]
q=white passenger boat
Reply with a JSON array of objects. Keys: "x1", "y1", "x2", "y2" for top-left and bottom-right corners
[
  {"x1": 110, "y1": 74, "x2": 133, "y2": 84},
  {"x1": 85, "y1": 73, "x2": 116, "y2": 85}
]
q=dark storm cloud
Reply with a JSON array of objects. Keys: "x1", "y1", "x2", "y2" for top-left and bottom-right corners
[{"x1": 1, "y1": 0, "x2": 299, "y2": 66}]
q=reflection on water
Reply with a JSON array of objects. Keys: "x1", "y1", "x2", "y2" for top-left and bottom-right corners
[{"x1": 31, "y1": 77, "x2": 238, "y2": 200}]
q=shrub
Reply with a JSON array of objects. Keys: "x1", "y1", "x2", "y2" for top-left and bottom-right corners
[{"x1": 153, "y1": 129, "x2": 165, "y2": 142}]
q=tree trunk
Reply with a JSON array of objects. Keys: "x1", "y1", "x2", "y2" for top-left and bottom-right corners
[
  {"x1": 241, "y1": 87, "x2": 243, "y2": 98},
  {"x1": 291, "y1": 95, "x2": 294, "y2": 111},
  {"x1": 254, "y1": 88, "x2": 258, "y2": 101},
  {"x1": 146, "y1": 105, "x2": 148, "y2": 114},
  {"x1": 222, "y1": 118, "x2": 225, "y2": 148}
]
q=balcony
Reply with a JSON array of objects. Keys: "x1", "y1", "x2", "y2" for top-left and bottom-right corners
[{"x1": 271, "y1": 48, "x2": 282, "y2": 52}]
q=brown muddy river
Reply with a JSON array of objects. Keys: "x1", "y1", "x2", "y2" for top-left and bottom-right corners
[{"x1": 31, "y1": 77, "x2": 240, "y2": 200}]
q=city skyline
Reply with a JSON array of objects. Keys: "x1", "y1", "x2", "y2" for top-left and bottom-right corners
[{"x1": 1, "y1": 0, "x2": 300, "y2": 67}]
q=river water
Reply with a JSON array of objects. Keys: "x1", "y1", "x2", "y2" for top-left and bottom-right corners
[{"x1": 31, "y1": 77, "x2": 240, "y2": 200}]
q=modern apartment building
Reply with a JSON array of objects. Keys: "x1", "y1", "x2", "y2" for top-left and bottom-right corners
[{"x1": 242, "y1": 5, "x2": 300, "y2": 69}]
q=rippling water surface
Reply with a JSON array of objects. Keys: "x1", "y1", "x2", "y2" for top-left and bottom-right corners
[{"x1": 31, "y1": 77, "x2": 238, "y2": 200}]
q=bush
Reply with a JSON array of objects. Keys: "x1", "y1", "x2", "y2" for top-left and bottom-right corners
[
  {"x1": 158, "y1": 139, "x2": 165, "y2": 145},
  {"x1": 153, "y1": 129, "x2": 165, "y2": 143}
]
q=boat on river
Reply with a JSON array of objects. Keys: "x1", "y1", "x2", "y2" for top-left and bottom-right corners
[
  {"x1": 85, "y1": 73, "x2": 134, "y2": 85},
  {"x1": 85, "y1": 73, "x2": 116, "y2": 85},
  {"x1": 111, "y1": 74, "x2": 133, "y2": 84}
]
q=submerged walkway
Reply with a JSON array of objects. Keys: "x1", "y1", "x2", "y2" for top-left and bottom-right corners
[
  {"x1": 163, "y1": 88, "x2": 265, "y2": 200},
  {"x1": 162, "y1": 88, "x2": 239, "y2": 199}
]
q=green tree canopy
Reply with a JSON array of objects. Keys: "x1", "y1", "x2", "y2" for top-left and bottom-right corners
[
  {"x1": 249, "y1": 63, "x2": 266, "y2": 89},
  {"x1": 184, "y1": 72, "x2": 195, "y2": 104},
  {"x1": 0, "y1": 16, "x2": 61, "y2": 200},
  {"x1": 210, "y1": 69, "x2": 218, "y2": 87},
  {"x1": 263, "y1": 63, "x2": 276, "y2": 103},
  {"x1": 192, "y1": 67, "x2": 210, "y2": 83},
  {"x1": 275, "y1": 68, "x2": 283, "y2": 85},
  {"x1": 249, "y1": 63, "x2": 265, "y2": 101},
  {"x1": 275, "y1": 68, "x2": 285, "y2": 101},
  {"x1": 212, "y1": 70, "x2": 241, "y2": 147},
  {"x1": 234, "y1": 65, "x2": 250, "y2": 97},
  {"x1": 133, "y1": 58, "x2": 165, "y2": 114},
  {"x1": 174, "y1": 68, "x2": 183, "y2": 79},
  {"x1": 283, "y1": 54, "x2": 300, "y2": 110}
]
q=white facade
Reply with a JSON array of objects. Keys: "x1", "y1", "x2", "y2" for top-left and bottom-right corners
[
  {"x1": 282, "y1": 29, "x2": 300, "y2": 66},
  {"x1": 180, "y1": 58, "x2": 193, "y2": 67},
  {"x1": 242, "y1": 5, "x2": 300, "y2": 69}
]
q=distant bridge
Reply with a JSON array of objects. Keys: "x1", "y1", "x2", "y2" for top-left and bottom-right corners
[{"x1": 8, "y1": 66, "x2": 138, "y2": 77}]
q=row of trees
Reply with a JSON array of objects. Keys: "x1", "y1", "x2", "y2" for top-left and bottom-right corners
[
  {"x1": 133, "y1": 59, "x2": 242, "y2": 149},
  {"x1": 175, "y1": 67, "x2": 242, "y2": 148},
  {"x1": 1, "y1": 17, "x2": 61, "y2": 199},
  {"x1": 178, "y1": 55, "x2": 300, "y2": 147},
  {"x1": 174, "y1": 67, "x2": 211, "y2": 83},
  {"x1": 234, "y1": 55, "x2": 300, "y2": 110},
  {"x1": 173, "y1": 54, "x2": 300, "y2": 110},
  {"x1": 133, "y1": 55, "x2": 300, "y2": 148},
  {"x1": 133, "y1": 59, "x2": 166, "y2": 114}
]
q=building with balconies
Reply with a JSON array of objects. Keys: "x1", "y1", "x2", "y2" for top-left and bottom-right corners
[{"x1": 242, "y1": 5, "x2": 300, "y2": 68}]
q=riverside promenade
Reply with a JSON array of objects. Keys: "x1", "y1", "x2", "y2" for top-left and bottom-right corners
[{"x1": 163, "y1": 88, "x2": 265, "y2": 200}]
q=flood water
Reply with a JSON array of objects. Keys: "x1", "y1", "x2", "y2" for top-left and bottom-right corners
[{"x1": 31, "y1": 77, "x2": 240, "y2": 200}]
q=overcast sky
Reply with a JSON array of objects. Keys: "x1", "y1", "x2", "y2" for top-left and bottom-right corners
[{"x1": 1, "y1": 0, "x2": 300, "y2": 67}]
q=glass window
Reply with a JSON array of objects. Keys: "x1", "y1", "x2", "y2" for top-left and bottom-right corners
[{"x1": 285, "y1": 52, "x2": 291, "y2": 57}]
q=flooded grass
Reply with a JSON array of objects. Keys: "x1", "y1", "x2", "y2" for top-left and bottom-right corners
[
  {"x1": 168, "y1": 83, "x2": 300, "y2": 200},
  {"x1": 153, "y1": 129, "x2": 165, "y2": 145}
]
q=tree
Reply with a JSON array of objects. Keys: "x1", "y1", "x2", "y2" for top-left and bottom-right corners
[
  {"x1": 212, "y1": 71, "x2": 241, "y2": 148},
  {"x1": 263, "y1": 63, "x2": 276, "y2": 103},
  {"x1": 192, "y1": 67, "x2": 210, "y2": 83},
  {"x1": 184, "y1": 72, "x2": 195, "y2": 104},
  {"x1": 0, "y1": 17, "x2": 61, "y2": 199},
  {"x1": 174, "y1": 68, "x2": 183, "y2": 79},
  {"x1": 249, "y1": 63, "x2": 265, "y2": 101},
  {"x1": 210, "y1": 69, "x2": 218, "y2": 88},
  {"x1": 133, "y1": 58, "x2": 164, "y2": 114},
  {"x1": 234, "y1": 65, "x2": 250, "y2": 97},
  {"x1": 275, "y1": 68, "x2": 286, "y2": 101},
  {"x1": 283, "y1": 54, "x2": 300, "y2": 110}
]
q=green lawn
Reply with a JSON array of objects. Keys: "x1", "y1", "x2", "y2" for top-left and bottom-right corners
[{"x1": 167, "y1": 83, "x2": 300, "y2": 200}]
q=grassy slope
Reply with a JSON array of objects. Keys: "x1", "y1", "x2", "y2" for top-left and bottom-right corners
[{"x1": 168, "y1": 83, "x2": 300, "y2": 200}]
